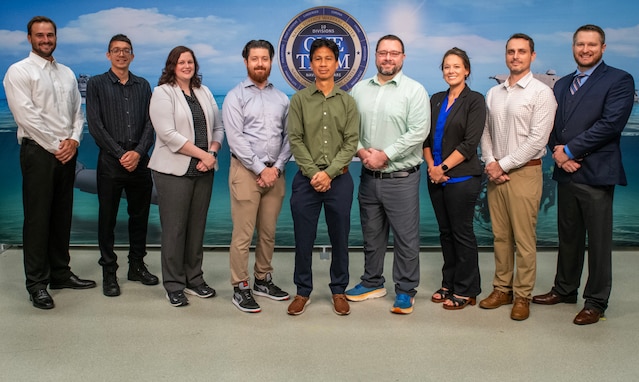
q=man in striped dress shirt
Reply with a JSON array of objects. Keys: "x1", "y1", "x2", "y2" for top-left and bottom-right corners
[{"x1": 87, "y1": 34, "x2": 158, "y2": 297}]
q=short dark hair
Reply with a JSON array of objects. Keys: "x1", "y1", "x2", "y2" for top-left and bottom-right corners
[
  {"x1": 158, "y1": 46, "x2": 202, "y2": 88},
  {"x1": 28, "y1": 16, "x2": 56, "y2": 35},
  {"x1": 507, "y1": 33, "x2": 535, "y2": 53},
  {"x1": 440, "y1": 47, "x2": 471, "y2": 78},
  {"x1": 242, "y1": 40, "x2": 274, "y2": 60},
  {"x1": 108, "y1": 34, "x2": 132, "y2": 53},
  {"x1": 309, "y1": 38, "x2": 339, "y2": 61},
  {"x1": 573, "y1": 24, "x2": 605, "y2": 45},
  {"x1": 376, "y1": 34, "x2": 405, "y2": 53}
]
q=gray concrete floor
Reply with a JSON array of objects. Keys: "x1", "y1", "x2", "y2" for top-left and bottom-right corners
[{"x1": 1, "y1": 246, "x2": 638, "y2": 381}]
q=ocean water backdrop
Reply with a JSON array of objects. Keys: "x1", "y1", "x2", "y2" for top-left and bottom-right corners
[{"x1": 1, "y1": 97, "x2": 638, "y2": 247}]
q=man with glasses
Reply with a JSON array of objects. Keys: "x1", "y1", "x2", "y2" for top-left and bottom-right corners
[
  {"x1": 87, "y1": 34, "x2": 158, "y2": 297},
  {"x1": 346, "y1": 35, "x2": 430, "y2": 314},
  {"x1": 3, "y1": 16, "x2": 96, "y2": 309}
]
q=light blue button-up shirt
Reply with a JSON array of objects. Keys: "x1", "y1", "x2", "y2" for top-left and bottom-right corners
[{"x1": 223, "y1": 77, "x2": 291, "y2": 175}]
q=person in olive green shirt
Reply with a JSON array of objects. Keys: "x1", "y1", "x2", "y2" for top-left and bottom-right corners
[{"x1": 286, "y1": 38, "x2": 359, "y2": 316}]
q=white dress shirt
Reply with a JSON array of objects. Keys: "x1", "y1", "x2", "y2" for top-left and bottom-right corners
[
  {"x1": 3, "y1": 51, "x2": 84, "y2": 153},
  {"x1": 481, "y1": 71, "x2": 557, "y2": 173}
]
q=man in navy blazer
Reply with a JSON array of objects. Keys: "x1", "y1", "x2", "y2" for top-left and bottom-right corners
[{"x1": 533, "y1": 24, "x2": 635, "y2": 325}]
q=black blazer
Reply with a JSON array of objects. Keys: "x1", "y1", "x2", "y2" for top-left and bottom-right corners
[
  {"x1": 424, "y1": 85, "x2": 486, "y2": 177},
  {"x1": 549, "y1": 61, "x2": 635, "y2": 186}
]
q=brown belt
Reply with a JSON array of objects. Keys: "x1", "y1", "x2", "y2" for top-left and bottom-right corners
[
  {"x1": 495, "y1": 158, "x2": 541, "y2": 167},
  {"x1": 524, "y1": 159, "x2": 541, "y2": 167}
]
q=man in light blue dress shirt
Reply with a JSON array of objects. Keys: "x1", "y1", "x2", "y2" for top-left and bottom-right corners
[{"x1": 223, "y1": 40, "x2": 291, "y2": 313}]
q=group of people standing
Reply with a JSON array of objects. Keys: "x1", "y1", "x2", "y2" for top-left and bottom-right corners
[{"x1": 3, "y1": 15, "x2": 634, "y2": 327}]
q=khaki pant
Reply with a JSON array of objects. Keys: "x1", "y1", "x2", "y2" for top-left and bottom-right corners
[
  {"x1": 486, "y1": 165, "x2": 542, "y2": 299},
  {"x1": 229, "y1": 157, "x2": 285, "y2": 285}
]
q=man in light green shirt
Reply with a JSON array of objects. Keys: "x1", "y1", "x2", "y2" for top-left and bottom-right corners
[
  {"x1": 286, "y1": 38, "x2": 359, "y2": 316},
  {"x1": 346, "y1": 34, "x2": 430, "y2": 315}
]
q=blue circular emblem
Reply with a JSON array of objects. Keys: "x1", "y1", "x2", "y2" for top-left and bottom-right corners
[{"x1": 278, "y1": 7, "x2": 369, "y2": 91}]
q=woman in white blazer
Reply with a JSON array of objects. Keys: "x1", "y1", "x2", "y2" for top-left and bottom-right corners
[{"x1": 149, "y1": 46, "x2": 224, "y2": 307}]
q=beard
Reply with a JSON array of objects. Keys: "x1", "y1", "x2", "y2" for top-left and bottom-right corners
[
  {"x1": 248, "y1": 66, "x2": 271, "y2": 84},
  {"x1": 376, "y1": 62, "x2": 402, "y2": 77},
  {"x1": 32, "y1": 41, "x2": 56, "y2": 59}
]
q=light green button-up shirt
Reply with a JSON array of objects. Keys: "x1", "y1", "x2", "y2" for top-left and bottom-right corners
[
  {"x1": 287, "y1": 83, "x2": 360, "y2": 179},
  {"x1": 350, "y1": 71, "x2": 430, "y2": 172}
]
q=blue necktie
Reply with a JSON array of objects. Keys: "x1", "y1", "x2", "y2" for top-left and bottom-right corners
[{"x1": 570, "y1": 73, "x2": 586, "y2": 95}]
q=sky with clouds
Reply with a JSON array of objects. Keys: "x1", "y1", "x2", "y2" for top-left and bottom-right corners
[{"x1": 1, "y1": 0, "x2": 638, "y2": 98}]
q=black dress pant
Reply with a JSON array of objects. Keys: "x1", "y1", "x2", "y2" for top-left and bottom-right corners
[
  {"x1": 20, "y1": 140, "x2": 75, "y2": 293},
  {"x1": 96, "y1": 151, "x2": 152, "y2": 271},
  {"x1": 427, "y1": 176, "x2": 482, "y2": 298},
  {"x1": 553, "y1": 181, "x2": 614, "y2": 312}
]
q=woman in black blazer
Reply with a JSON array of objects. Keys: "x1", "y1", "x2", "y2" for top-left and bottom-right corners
[{"x1": 423, "y1": 48, "x2": 486, "y2": 310}]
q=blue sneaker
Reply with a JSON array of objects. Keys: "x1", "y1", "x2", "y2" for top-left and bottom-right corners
[
  {"x1": 391, "y1": 293, "x2": 414, "y2": 314},
  {"x1": 345, "y1": 283, "x2": 387, "y2": 302}
]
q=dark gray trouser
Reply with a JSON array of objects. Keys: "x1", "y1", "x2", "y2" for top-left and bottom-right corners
[
  {"x1": 153, "y1": 170, "x2": 213, "y2": 293},
  {"x1": 358, "y1": 170, "x2": 421, "y2": 296}
]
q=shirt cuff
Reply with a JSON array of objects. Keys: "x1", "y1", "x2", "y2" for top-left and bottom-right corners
[{"x1": 563, "y1": 145, "x2": 574, "y2": 159}]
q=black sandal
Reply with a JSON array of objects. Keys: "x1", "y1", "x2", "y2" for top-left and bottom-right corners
[
  {"x1": 431, "y1": 288, "x2": 451, "y2": 303},
  {"x1": 443, "y1": 295, "x2": 476, "y2": 310}
]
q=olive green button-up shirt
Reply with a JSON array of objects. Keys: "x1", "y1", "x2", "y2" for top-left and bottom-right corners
[{"x1": 287, "y1": 83, "x2": 359, "y2": 179}]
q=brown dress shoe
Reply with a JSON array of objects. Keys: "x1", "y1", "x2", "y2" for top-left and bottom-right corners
[
  {"x1": 332, "y1": 294, "x2": 351, "y2": 315},
  {"x1": 532, "y1": 290, "x2": 577, "y2": 305},
  {"x1": 287, "y1": 295, "x2": 310, "y2": 315},
  {"x1": 511, "y1": 297, "x2": 530, "y2": 321},
  {"x1": 479, "y1": 289, "x2": 513, "y2": 309},
  {"x1": 573, "y1": 308, "x2": 603, "y2": 325}
]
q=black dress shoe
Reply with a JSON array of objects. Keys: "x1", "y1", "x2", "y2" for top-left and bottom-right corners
[
  {"x1": 532, "y1": 290, "x2": 577, "y2": 305},
  {"x1": 30, "y1": 289, "x2": 54, "y2": 309},
  {"x1": 574, "y1": 307, "x2": 604, "y2": 325},
  {"x1": 128, "y1": 262, "x2": 159, "y2": 285},
  {"x1": 50, "y1": 274, "x2": 97, "y2": 290}
]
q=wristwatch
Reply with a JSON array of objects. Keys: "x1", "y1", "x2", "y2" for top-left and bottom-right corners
[
  {"x1": 208, "y1": 150, "x2": 218, "y2": 158},
  {"x1": 441, "y1": 163, "x2": 449, "y2": 172}
]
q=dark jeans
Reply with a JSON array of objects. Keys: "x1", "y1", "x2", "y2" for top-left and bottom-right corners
[
  {"x1": 428, "y1": 176, "x2": 482, "y2": 298},
  {"x1": 97, "y1": 151, "x2": 152, "y2": 271},
  {"x1": 20, "y1": 139, "x2": 75, "y2": 292},
  {"x1": 290, "y1": 170, "x2": 353, "y2": 296}
]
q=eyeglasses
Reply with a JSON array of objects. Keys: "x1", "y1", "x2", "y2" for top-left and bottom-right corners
[
  {"x1": 376, "y1": 51, "x2": 403, "y2": 58},
  {"x1": 110, "y1": 48, "x2": 132, "y2": 55}
]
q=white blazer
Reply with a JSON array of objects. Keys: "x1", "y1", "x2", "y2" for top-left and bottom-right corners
[{"x1": 148, "y1": 83, "x2": 224, "y2": 176}]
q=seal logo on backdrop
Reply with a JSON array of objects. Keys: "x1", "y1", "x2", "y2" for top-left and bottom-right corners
[{"x1": 279, "y1": 6, "x2": 369, "y2": 91}]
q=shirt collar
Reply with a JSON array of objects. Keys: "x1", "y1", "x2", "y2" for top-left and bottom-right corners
[
  {"x1": 309, "y1": 82, "x2": 344, "y2": 98},
  {"x1": 241, "y1": 77, "x2": 273, "y2": 89},
  {"x1": 28, "y1": 51, "x2": 56, "y2": 69},
  {"x1": 106, "y1": 69, "x2": 140, "y2": 85},
  {"x1": 370, "y1": 70, "x2": 404, "y2": 86},
  {"x1": 575, "y1": 60, "x2": 603, "y2": 77},
  {"x1": 503, "y1": 71, "x2": 534, "y2": 89}
]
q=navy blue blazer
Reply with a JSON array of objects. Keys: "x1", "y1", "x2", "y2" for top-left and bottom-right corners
[
  {"x1": 424, "y1": 85, "x2": 486, "y2": 177},
  {"x1": 549, "y1": 61, "x2": 635, "y2": 186}
]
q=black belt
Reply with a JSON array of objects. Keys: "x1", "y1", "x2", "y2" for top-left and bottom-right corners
[
  {"x1": 232, "y1": 153, "x2": 273, "y2": 167},
  {"x1": 363, "y1": 165, "x2": 420, "y2": 179}
]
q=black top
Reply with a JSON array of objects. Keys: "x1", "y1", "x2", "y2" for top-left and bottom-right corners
[
  {"x1": 424, "y1": 86, "x2": 486, "y2": 177},
  {"x1": 183, "y1": 90, "x2": 209, "y2": 177},
  {"x1": 86, "y1": 69, "x2": 154, "y2": 159}
]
